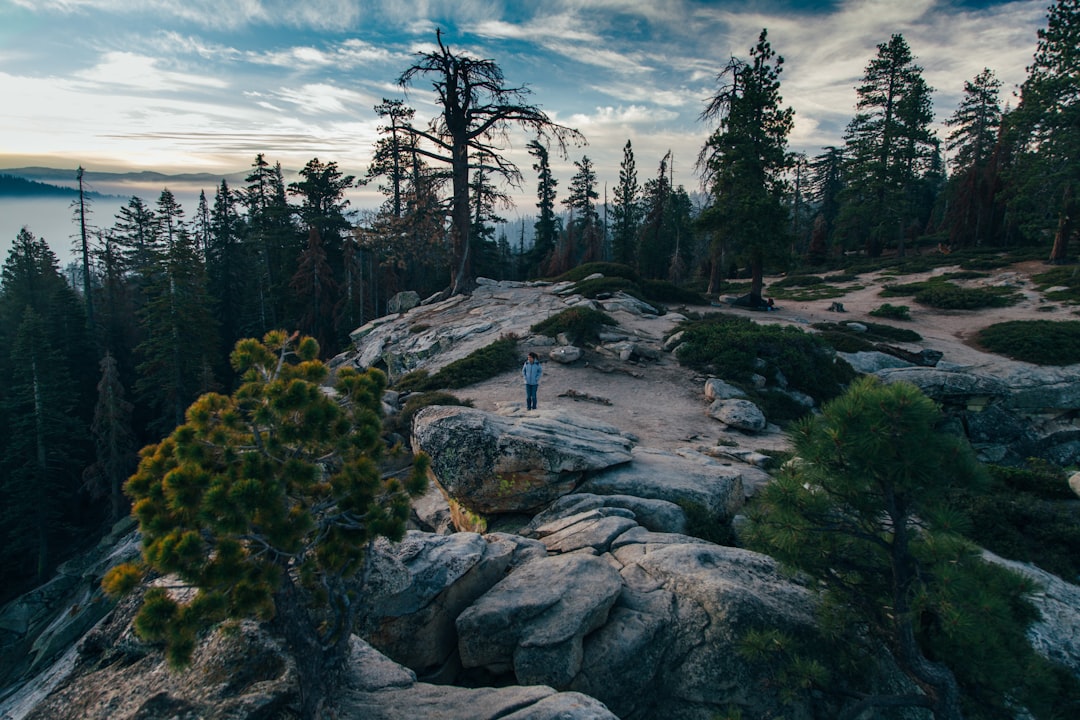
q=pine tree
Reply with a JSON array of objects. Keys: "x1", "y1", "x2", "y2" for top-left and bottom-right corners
[
  {"x1": 527, "y1": 139, "x2": 560, "y2": 277},
  {"x1": 290, "y1": 227, "x2": 339, "y2": 353},
  {"x1": 105, "y1": 331, "x2": 428, "y2": 719},
  {"x1": 611, "y1": 140, "x2": 641, "y2": 267},
  {"x1": 745, "y1": 377, "x2": 1064, "y2": 720},
  {"x1": 83, "y1": 351, "x2": 136, "y2": 523},
  {"x1": 839, "y1": 34, "x2": 937, "y2": 257},
  {"x1": 397, "y1": 29, "x2": 583, "y2": 293},
  {"x1": 698, "y1": 29, "x2": 793, "y2": 302},
  {"x1": 135, "y1": 190, "x2": 219, "y2": 434},
  {"x1": 2, "y1": 307, "x2": 87, "y2": 582},
  {"x1": 1011, "y1": 0, "x2": 1080, "y2": 262},
  {"x1": 806, "y1": 146, "x2": 845, "y2": 262},
  {"x1": 563, "y1": 156, "x2": 603, "y2": 264}
]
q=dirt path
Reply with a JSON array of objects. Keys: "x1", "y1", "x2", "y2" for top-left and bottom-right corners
[{"x1": 452, "y1": 260, "x2": 1076, "y2": 458}]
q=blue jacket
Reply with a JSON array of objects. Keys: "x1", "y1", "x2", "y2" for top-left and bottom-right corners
[{"x1": 522, "y1": 359, "x2": 543, "y2": 385}]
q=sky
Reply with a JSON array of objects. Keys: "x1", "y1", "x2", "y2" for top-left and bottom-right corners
[{"x1": 0, "y1": 0, "x2": 1054, "y2": 219}]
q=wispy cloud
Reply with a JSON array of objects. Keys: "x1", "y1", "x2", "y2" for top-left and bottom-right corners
[{"x1": 73, "y1": 51, "x2": 228, "y2": 91}]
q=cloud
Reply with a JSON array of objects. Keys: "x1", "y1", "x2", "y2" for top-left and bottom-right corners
[
  {"x1": 569, "y1": 105, "x2": 680, "y2": 127},
  {"x1": 248, "y1": 39, "x2": 402, "y2": 71},
  {"x1": 73, "y1": 51, "x2": 228, "y2": 91},
  {"x1": 269, "y1": 83, "x2": 380, "y2": 115}
]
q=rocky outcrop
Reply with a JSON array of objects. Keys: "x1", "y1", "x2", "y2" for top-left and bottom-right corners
[
  {"x1": 983, "y1": 551, "x2": 1080, "y2": 676},
  {"x1": 364, "y1": 531, "x2": 546, "y2": 682},
  {"x1": 577, "y1": 446, "x2": 761, "y2": 518},
  {"x1": 877, "y1": 365, "x2": 1080, "y2": 465},
  {"x1": 706, "y1": 398, "x2": 767, "y2": 432},
  {"x1": 343, "y1": 638, "x2": 618, "y2": 720},
  {"x1": 411, "y1": 406, "x2": 635, "y2": 517},
  {"x1": 0, "y1": 520, "x2": 140, "y2": 693}
]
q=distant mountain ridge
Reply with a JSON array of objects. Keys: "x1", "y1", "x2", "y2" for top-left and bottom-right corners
[
  {"x1": 0, "y1": 173, "x2": 113, "y2": 199},
  {"x1": 1, "y1": 166, "x2": 250, "y2": 186}
]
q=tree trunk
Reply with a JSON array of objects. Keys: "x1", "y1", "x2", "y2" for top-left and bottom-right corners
[
  {"x1": 1048, "y1": 182, "x2": 1074, "y2": 264},
  {"x1": 273, "y1": 574, "x2": 349, "y2": 720},
  {"x1": 450, "y1": 139, "x2": 472, "y2": 295}
]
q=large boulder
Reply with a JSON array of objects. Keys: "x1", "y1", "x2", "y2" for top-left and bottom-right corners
[
  {"x1": 364, "y1": 532, "x2": 545, "y2": 681},
  {"x1": 456, "y1": 553, "x2": 623, "y2": 689},
  {"x1": 577, "y1": 447, "x2": 759, "y2": 520},
  {"x1": 412, "y1": 406, "x2": 635, "y2": 516},
  {"x1": 706, "y1": 398, "x2": 767, "y2": 432},
  {"x1": 342, "y1": 638, "x2": 618, "y2": 719}
]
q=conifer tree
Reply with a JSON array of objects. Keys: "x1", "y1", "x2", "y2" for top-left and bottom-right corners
[
  {"x1": 698, "y1": 29, "x2": 793, "y2": 303},
  {"x1": 1011, "y1": 0, "x2": 1080, "y2": 262},
  {"x1": 2, "y1": 307, "x2": 87, "y2": 582},
  {"x1": 135, "y1": 190, "x2": 219, "y2": 434},
  {"x1": 397, "y1": 29, "x2": 583, "y2": 293},
  {"x1": 839, "y1": 34, "x2": 937, "y2": 257},
  {"x1": 527, "y1": 139, "x2": 560, "y2": 277},
  {"x1": 563, "y1": 156, "x2": 603, "y2": 264},
  {"x1": 105, "y1": 331, "x2": 428, "y2": 719},
  {"x1": 746, "y1": 376, "x2": 1065, "y2": 720},
  {"x1": 611, "y1": 140, "x2": 641, "y2": 267},
  {"x1": 83, "y1": 351, "x2": 136, "y2": 523}
]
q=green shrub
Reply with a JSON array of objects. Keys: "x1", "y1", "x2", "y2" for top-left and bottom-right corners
[
  {"x1": 677, "y1": 500, "x2": 735, "y2": 546},
  {"x1": 386, "y1": 391, "x2": 473, "y2": 437},
  {"x1": 869, "y1": 303, "x2": 911, "y2": 320},
  {"x1": 990, "y1": 460, "x2": 1075, "y2": 500},
  {"x1": 674, "y1": 313, "x2": 855, "y2": 403},
  {"x1": 1033, "y1": 265, "x2": 1080, "y2": 303},
  {"x1": 640, "y1": 279, "x2": 704, "y2": 304},
  {"x1": 951, "y1": 486, "x2": 1080, "y2": 581},
  {"x1": 940, "y1": 270, "x2": 989, "y2": 281},
  {"x1": 824, "y1": 272, "x2": 860, "y2": 283},
  {"x1": 812, "y1": 321, "x2": 921, "y2": 345},
  {"x1": 554, "y1": 262, "x2": 638, "y2": 283},
  {"x1": 913, "y1": 282, "x2": 1020, "y2": 310},
  {"x1": 569, "y1": 276, "x2": 641, "y2": 299},
  {"x1": 531, "y1": 306, "x2": 617, "y2": 345},
  {"x1": 879, "y1": 279, "x2": 936, "y2": 297},
  {"x1": 770, "y1": 275, "x2": 825, "y2": 288},
  {"x1": 392, "y1": 336, "x2": 521, "y2": 392},
  {"x1": 815, "y1": 330, "x2": 875, "y2": 353},
  {"x1": 754, "y1": 389, "x2": 814, "y2": 425},
  {"x1": 977, "y1": 320, "x2": 1080, "y2": 365},
  {"x1": 769, "y1": 283, "x2": 851, "y2": 301}
]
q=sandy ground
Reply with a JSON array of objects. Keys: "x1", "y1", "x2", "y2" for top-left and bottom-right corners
[{"x1": 455, "y1": 259, "x2": 1077, "y2": 457}]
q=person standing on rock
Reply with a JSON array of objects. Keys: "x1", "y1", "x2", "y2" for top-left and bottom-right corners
[{"x1": 523, "y1": 351, "x2": 543, "y2": 410}]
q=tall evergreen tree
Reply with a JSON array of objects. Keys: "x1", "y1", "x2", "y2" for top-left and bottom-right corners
[
  {"x1": 611, "y1": 140, "x2": 641, "y2": 267},
  {"x1": 3, "y1": 308, "x2": 87, "y2": 582},
  {"x1": 562, "y1": 155, "x2": 603, "y2": 265},
  {"x1": 242, "y1": 154, "x2": 296, "y2": 330},
  {"x1": 290, "y1": 227, "x2": 339, "y2": 353},
  {"x1": 112, "y1": 196, "x2": 158, "y2": 295},
  {"x1": 942, "y1": 70, "x2": 1005, "y2": 249},
  {"x1": 135, "y1": 190, "x2": 218, "y2": 434},
  {"x1": 1011, "y1": 0, "x2": 1080, "y2": 262},
  {"x1": 397, "y1": 29, "x2": 583, "y2": 294},
  {"x1": 698, "y1": 29, "x2": 794, "y2": 303},
  {"x1": 369, "y1": 99, "x2": 418, "y2": 219},
  {"x1": 82, "y1": 351, "x2": 136, "y2": 523},
  {"x1": 0, "y1": 230, "x2": 94, "y2": 587},
  {"x1": 527, "y1": 139, "x2": 560, "y2": 277},
  {"x1": 637, "y1": 152, "x2": 674, "y2": 280},
  {"x1": 206, "y1": 179, "x2": 253, "y2": 367},
  {"x1": 839, "y1": 34, "x2": 937, "y2": 257},
  {"x1": 806, "y1": 146, "x2": 846, "y2": 262}
]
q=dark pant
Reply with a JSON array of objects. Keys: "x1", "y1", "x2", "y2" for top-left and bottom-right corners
[{"x1": 525, "y1": 384, "x2": 538, "y2": 409}]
